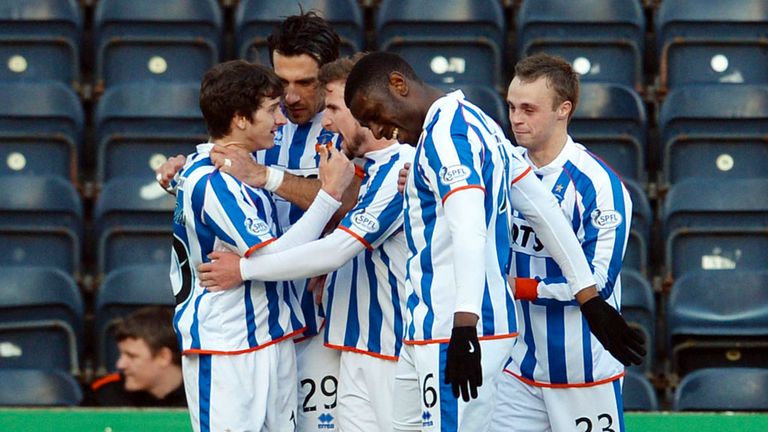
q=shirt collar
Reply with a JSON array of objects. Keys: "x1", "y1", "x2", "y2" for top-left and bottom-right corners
[
  {"x1": 525, "y1": 135, "x2": 578, "y2": 176},
  {"x1": 423, "y1": 90, "x2": 465, "y2": 130}
]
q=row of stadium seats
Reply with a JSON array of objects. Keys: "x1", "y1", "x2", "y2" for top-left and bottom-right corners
[{"x1": 2, "y1": 0, "x2": 768, "y2": 92}]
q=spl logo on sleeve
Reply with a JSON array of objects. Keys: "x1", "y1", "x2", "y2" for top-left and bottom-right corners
[
  {"x1": 244, "y1": 217, "x2": 271, "y2": 236},
  {"x1": 439, "y1": 164, "x2": 471, "y2": 185},
  {"x1": 590, "y1": 209, "x2": 623, "y2": 230},
  {"x1": 351, "y1": 209, "x2": 380, "y2": 233}
]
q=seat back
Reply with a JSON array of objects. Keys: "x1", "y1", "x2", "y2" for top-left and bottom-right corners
[
  {"x1": 0, "y1": 369, "x2": 82, "y2": 406},
  {"x1": 674, "y1": 367, "x2": 768, "y2": 411},
  {"x1": 94, "y1": 0, "x2": 222, "y2": 90},
  {"x1": 236, "y1": 0, "x2": 364, "y2": 64},
  {"x1": 623, "y1": 370, "x2": 659, "y2": 411},
  {"x1": 376, "y1": 0, "x2": 505, "y2": 88},
  {"x1": 621, "y1": 269, "x2": 655, "y2": 373},
  {"x1": 622, "y1": 180, "x2": 651, "y2": 275},
  {"x1": 518, "y1": 0, "x2": 645, "y2": 88},
  {"x1": 0, "y1": 267, "x2": 83, "y2": 374},
  {"x1": 0, "y1": 0, "x2": 81, "y2": 86}
]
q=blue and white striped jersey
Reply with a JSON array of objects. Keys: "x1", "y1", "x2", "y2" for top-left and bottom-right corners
[
  {"x1": 171, "y1": 143, "x2": 305, "y2": 354},
  {"x1": 505, "y1": 136, "x2": 632, "y2": 386},
  {"x1": 324, "y1": 143, "x2": 414, "y2": 360},
  {"x1": 255, "y1": 111, "x2": 343, "y2": 338},
  {"x1": 402, "y1": 90, "x2": 522, "y2": 344}
]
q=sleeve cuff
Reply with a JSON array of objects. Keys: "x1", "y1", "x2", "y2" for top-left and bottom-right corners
[{"x1": 514, "y1": 277, "x2": 539, "y2": 301}]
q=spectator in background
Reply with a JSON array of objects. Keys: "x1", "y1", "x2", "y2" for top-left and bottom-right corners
[{"x1": 86, "y1": 306, "x2": 185, "y2": 407}]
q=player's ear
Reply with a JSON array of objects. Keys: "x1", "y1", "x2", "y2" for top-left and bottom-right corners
[
  {"x1": 388, "y1": 71, "x2": 409, "y2": 97},
  {"x1": 155, "y1": 346, "x2": 174, "y2": 366},
  {"x1": 557, "y1": 100, "x2": 572, "y2": 120}
]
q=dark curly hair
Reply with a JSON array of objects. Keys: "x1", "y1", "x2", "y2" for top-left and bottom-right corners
[{"x1": 267, "y1": 11, "x2": 340, "y2": 68}]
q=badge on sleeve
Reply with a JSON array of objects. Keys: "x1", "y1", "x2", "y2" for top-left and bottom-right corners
[
  {"x1": 439, "y1": 164, "x2": 471, "y2": 185},
  {"x1": 245, "y1": 217, "x2": 271, "y2": 236},
  {"x1": 351, "y1": 209, "x2": 380, "y2": 233},
  {"x1": 590, "y1": 209, "x2": 623, "y2": 229}
]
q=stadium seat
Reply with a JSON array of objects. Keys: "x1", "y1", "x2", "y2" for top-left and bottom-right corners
[
  {"x1": 93, "y1": 0, "x2": 222, "y2": 90},
  {"x1": 94, "y1": 264, "x2": 175, "y2": 375},
  {"x1": 662, "y1": 178, "x2": 768, "y2": 279},
  {"x1": 658, "y1": 84, "x2": 768, "y2": 186},
  {"x1": 0, "y1": 0, "x2": 81, "y2": 86},
  {"x1": 376, "y1": 0, "x2": 506, "y2": 88},
  {"x1": 657, "y1": 0, "x2": 768, "y2": 92},
  {"x1": 0, "y1": 267, "x2": 83, "y2": 374},
  {"x1": 623, "y1": 370, "x2": 659, "y2": 411},
  {"x1": 437, "y1": 85, "x2": 510, "y2": 136},
  {"x1": 0, "y1": 176, "x2": 82, "y2": 274},
  {"x1": 667, "y1": 270, "x2": 768, "y2": 376},
  {"x1": 621, "y1": 269, "x2": 655, "y2": 373},
  {"x1": 94, "y1": 178, "x2": 176, "y2": 274},
  {"x1": 517, "y1": 0, "x2": 645, "y2": 89},
  {"x1": 623, "y1": 180, "x2": 651, "y2": 276},
  {"x1": 0, "y1": 81, "x2": 83, "y2": 183},
  {"x1": 571, "y1": 83, "x2": 647, "y2": 182},
  {"x1": 236, "y1": 0, "x2": 364, "y2": 64},
  {"x1": 673, "y1": 367, "x2": 768, "y2": 411},
  {"x1": 0, "y1": 369, "x2": 82, "y2": 406},
  {"x1": 94, "y1": 82, "x2": 206, "y2": 184}
]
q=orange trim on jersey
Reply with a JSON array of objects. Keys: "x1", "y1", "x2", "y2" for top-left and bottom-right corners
[
  {"x1": 354, "y1": 165, "x2": 366, "y2": 179},
  {"x1": 90, "y1": 373, "x2": 121, "y2": 391},
  {"x1": 182, "y1": 326, "x2": 307, "y2": 356},
  {"x1": 324, "y1": 343, "x2": 398, "y2": 361},
  {"x1": 503, "y1": 369, "x2": 625, "y2": 388},
  {"x1": 338, "y1": 225, "x2": 374, "y2": 251},
  {"x1": 294, "y1": 321, "x2": 327, "y2": 344},
  {"x1": 513, "y1": 277, "x2": 539, "y2": 301},
  {"x1": 244, "y1": 237, "x2": 277, "y2": 258},
  {"x1": 442, "y1": 184, "x2": 486, "y2": 205},
  {"x1": 403, "y1": 331, "x2": 519, "y2": 346},
  {"x1": 511, "y1": 166, "x2": 532, "y2": 185}
]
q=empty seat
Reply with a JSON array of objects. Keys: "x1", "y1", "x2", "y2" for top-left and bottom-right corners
[
  {"x1": 94, "y1": 178, "x2": 176, "y2": 274},
  {"x1": 0, "y1": 0, "x2": 81, "y2": 86},
  {"x1": 517, "y1": 0, "x2": 645, "y2": 89},
  {"x1": 0, "y1": 369, "x2": 82, "y2": 406},
  {"x1": 657, "y1": 0, "x2": 768, "y2": 91},
  {"x1": 0, "y1": 81, "x2": 83, "y2": 183},
  {"x1": 95, "y1": 264, "x2": 175, "y2": 375},
  {"x1": 0, "y1": 176, "x2": 82, "y2": 274},
  {"x1": 0, "y1": 267, "x2": 83, "y2": 374},
  {"x1": 623, "y1": 180, "x2": 651, "y2": 276},
  {"x1": 667, "y1": 270, "x2": 768, "y2": 376},
  {"x1": 658, "y1": 85, "x2": 768, "y2": 186},
  {"x1": 438, "y1": 85, "x2": 510, "y2": 136},
  {"x1": 674, "y1": 367, "x2": 768, "y2": 411},
  {"x1": 236, "y1": 0, "x2": 364, "y2": 64},
  {"x1": 621, "y1": 269, "x2": 655, "y2": 373},
  {"x1": 623, "y1": 370, "x2": 658, "y2": 411},
  {"x1": 376, "y1": 0, "x2": 505, "y2": 88},
  {"x1": 663, "y1": 179, "x2": 768, "y2": 278},
  {"x1": 571, "y1": 83, "x2": 647, "y2": 182},
  {"x1": 94, "y1": 82, "x2": 206, "y2": 183},
  {"x1": 93, "y1": 0, "x2": 222, "y2": 90}
]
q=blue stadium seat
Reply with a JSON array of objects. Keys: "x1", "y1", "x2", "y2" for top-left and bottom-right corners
[
  {"x1": 0, "y1": 369, "x2": 82, "y2": 406},
  {"x1": 517, "y1": 0, "x2": 645, "y2": 89},
  {"x1": 0, "y1": 176, "x2": 82, "y2": 274},
  {"x1": 236, "y1": 0, "x2": 364, "y2": 64},
  {"x1": 93, "y1": 0, "x2": 222, "y2": 90},
  {"x1": 376, "y1": 0, "x2": 505, "y2": 88},
  {"x1": 94, "y1": 83, "x2": 206, "y2": 183},
  {"x1": 0, "y1": 0, "x2": 81, "y2": 86},
  {"x1": 571, "y1": 83, "x2": 647, "y2": 182},
  {"x1": 621, "y1": 269, "x2": 655, "y2": 373},
  {"x1": 663, "y1": 179, "x2": 768, "y2": 279},
  {"x1": 95, "y1": 264, "x2": 175, "y2": 375},
  {"x1": 623, "y1": 180, "x2": 651, "y2": 276},
  {"x1": 437, "y1": 85, "x2": 510, "y2": 136},
  {"x1": 94, "y1": 178, "x2": 176, "y2": 274},
  {"x1": 674, "y1": 367, "x2": 768, "y2": 411},
  {"x1": 623, "y1": 370, "x2": 658, "y2": 411},
  {"x1": 0, "y1": 81, "x2": 83, "y2": 183},
  {"x1": 667, "y1": 270, "x2": 768, "y2": 376},
  {"x1": 657, "y1": 0, "x2": 768, "y2": 91},
  {"x1": 658, "y1": 85, "x2": 768, "y2": 186},
  {"x1": 0, "y1": 267, "x2": 83, "y2": 374}
]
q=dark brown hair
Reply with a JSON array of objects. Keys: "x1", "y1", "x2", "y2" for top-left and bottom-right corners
[{"x1": 514, "y1": 53, "x2": 579, "y2": 119}]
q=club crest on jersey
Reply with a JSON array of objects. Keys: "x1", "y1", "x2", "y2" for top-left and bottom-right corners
[
  {"x1": 244, "y1": 217, "x2": 270, "y2": 236},
  {"x1": 590, "y1": 209, "x2": 623, "y2": 229},
  {"x1": 351, "y1": 210, "x2": 380, "y2": 233},
  {"x1": 439, "y1": 164, "x2": 471, "y2": 185}
]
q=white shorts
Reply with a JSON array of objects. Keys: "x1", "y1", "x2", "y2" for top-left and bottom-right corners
[
  {"x1": 182, "y1": 341, "x2": 298, "y2": 432},
  {"x1": 295, "y1": 334, "x2": 341, "y2": 432},
  {"x1": 337, "y1": 350, "x2": 397, "y2": 432},
  {"x1": 392, "y1": 337, "x2": 515, "y2": 432},
  {"x1": 490, "y1": 371, "x2": 625, "y2": 432}
]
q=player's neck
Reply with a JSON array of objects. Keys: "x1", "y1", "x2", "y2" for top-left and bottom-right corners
[{"x1": 527, "y1": 132, "x2": 568, "y2": 168}]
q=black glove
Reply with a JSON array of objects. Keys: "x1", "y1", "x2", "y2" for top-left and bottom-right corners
[
  {"x1": 581, "y1": 296, "x2": 646, "y2": 366},
  {"x1": 444, "y1": 326, "x2": 482, "y2": 402}
]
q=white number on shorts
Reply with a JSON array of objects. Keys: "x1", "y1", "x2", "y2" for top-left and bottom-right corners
[
  {"x1": 422, "y1": 373, "x2": 438, "y2": 408},
  {"x1": 575, "y1": 414, "x2": 615, "y2": 432},
  {"x1": 301, "y1": 375, "x2": 338, "y2": 412}
]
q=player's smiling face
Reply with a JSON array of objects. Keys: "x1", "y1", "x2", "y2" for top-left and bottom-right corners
[
  {"x1": 507, "y1": 75, "x2": 567, "y2": 152},
  {"x1": 349, "y1": 88, "x2": 418, "y2": 146},
  {"x1": 244, "y1": 96, "x2": 287, "y2": 151},
  {"x1": 273, "y1": 52, "x2": 324, "y2": 125}
]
